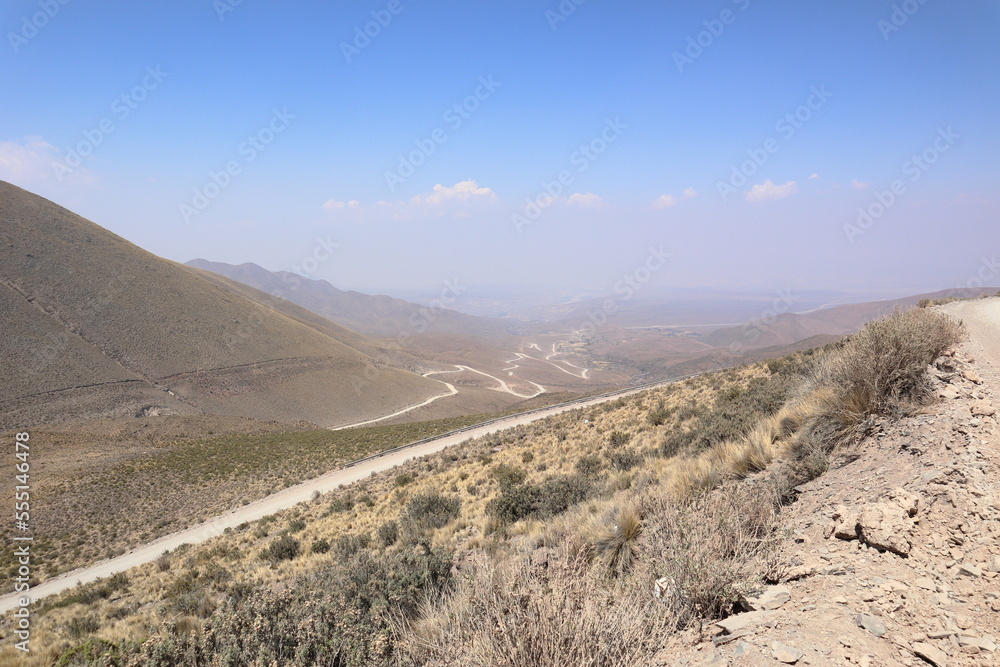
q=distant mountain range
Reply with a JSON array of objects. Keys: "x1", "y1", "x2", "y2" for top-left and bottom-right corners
[{"x1": 185, "y1": 259, "x2": 518, "y2": 341}]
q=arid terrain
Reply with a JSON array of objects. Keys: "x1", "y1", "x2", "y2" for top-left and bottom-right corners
[
  {"x1": 1, "y1": 297, "x2": 996, "y2": 665},
  {"x1": 660, "y1": 298, "x2": 1000, "y2": 666}
]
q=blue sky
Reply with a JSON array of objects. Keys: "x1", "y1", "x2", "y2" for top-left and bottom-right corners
[{"x1": 1, "y1": 0, "x2": 998, "y2": 299}]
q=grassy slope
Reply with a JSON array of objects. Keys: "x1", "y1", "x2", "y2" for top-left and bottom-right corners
[{"x1": 0, "y1": 180, "x2": 443, "y2": 428}]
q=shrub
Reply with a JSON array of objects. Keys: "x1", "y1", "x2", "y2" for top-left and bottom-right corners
[
  {"x1": 486, "y1": 483, "x2": 543, "y2": 525},
  {"x1": 404, "y1": 491, "x2": 461, "y2": 532},
  {"x1": 608, "y1": 449, "x2": 642, "y2": 472},
  {"x1": 574, "y1": 455, "x2": 602, "y2": 478},
  {"x1": 820, "y1": 308, "x2": 964, "y2": 419},
  {"x1": 660, "y1": 429, "x2": 695, "y2": 458},
  {"x1": 154, "y1": 551, "x2": 171, "y2": 572},
  {"x1": 288, "y1": 518, "x2": 306, "y2": 532},
  {"x1": 261, "y1": 534, "x2": 300, "y2": 562},
  {"x1": 644, "y1": 482, "x2": 783, "y2": 627},
  {"x1": 608, "y1": 430, "x2": 631, "y2": 447},
  {"x1": 402, "y1": 552, "x2": 671, "y2": 666},
  {"x1": 328, "y1": 495, "x2": 355, "y2": 513},
  {"x1": 66, "y1": 614, "x2": 100, "y2": 640},
  {"x1": 55, "y1": 639, "x2": 122, "y2": 667},
  {"x1": 491, "y1": 463, "x2": 527, "y2": 490},
  {"x1": 333, "y1": 533, "x2": 371, "y2": 559},
  {"x1": 520, "y1": 451, "x2": 535, "y2": 464},
  {"x1": 311, "y1": 538, "x2": 331, "y2": 555},
  {"x1": 377, "y1": 520, "x2": 399, "y2": 547},
  {"x1": 395, "y1": 472, "x2": 416, "y2": 487},
  {"x1": 535, "y1": 475, "x2": 594, "y2": 518},
  {"x1": 647, "y1": 402, "x2": 673, "y2": 426}
]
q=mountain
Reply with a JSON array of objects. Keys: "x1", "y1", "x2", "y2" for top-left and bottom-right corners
[
  {"x1": 185, "y1": 259, "x2": 519, "y2": 340},
  {"x1": 0, "y1": 181, "x2": 446, "y2": 429}
]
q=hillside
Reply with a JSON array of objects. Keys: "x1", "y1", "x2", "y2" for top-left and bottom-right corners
[
  {"x1": 0, "y1": 181, "x2": 444, "y2": 429},
  {"x1": 186, "y1": 259, "x2": 519, "y2": 340},
  {"x1": 2, "y1": 301, "x2": 996, "y2": 665}
]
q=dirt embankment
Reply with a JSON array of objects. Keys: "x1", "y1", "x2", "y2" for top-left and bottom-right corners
[{"x1": 661, "y1": 300, "x2": 1000, "y2": 666}]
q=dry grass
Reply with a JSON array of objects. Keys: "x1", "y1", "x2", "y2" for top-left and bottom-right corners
[
  {"x1": 402, "y1": 550, "x2": 674, "y2": 667},
  {"x1": 6, "y1": 311, "x2": 965, "y2": 665}
]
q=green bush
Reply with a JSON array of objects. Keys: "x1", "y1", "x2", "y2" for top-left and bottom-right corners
[
  {"x1": 333, "y1": 533, "x2": 371, "y2": 559},
  {"x1": 377, "y1": 520, "x2": 399, "y2": 547},
  {"x1": 66, "y1": 615, "x2": 100, "y2": 640},
  {"x1": 608, "y1": 450, "x2": 642, "y2": 472},
  {"x1": 311, "y1": 538, "x2": 331, "y2": 555},
  {"x1": 574, "y1": 455, "x2": 603, "y2": 478},
  {"x1": 491, "y1": 464, "x2": 527, "y2": 490},
  {"x1": 608, "y1": 430, "x2": 631, "y2": 447},
  {"x1": 395, "y1": 472, "x2": 416, "y2": 487},
  {"x1": 647, "y1": 402, "x2": 673, "y2": 426},
  {"x1": 261, "y1": 534, "x2": 300, "y2": 563},
  {"x1": 328, "y1": 495, "x2": 355, "y2": 513},
  {"x1": 486, "y1": 483, "x2": 543, "y2": 525},
  {"x1": 404, "y1": 491, "x2": 461, "y2": 531},
  {"x1": 536, "y1": 475, "x2": 593, "y2": 517}
]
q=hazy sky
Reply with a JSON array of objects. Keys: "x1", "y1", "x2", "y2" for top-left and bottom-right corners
[{"x1": 2, "y1": 1, "x2": 998, "y2": 299}]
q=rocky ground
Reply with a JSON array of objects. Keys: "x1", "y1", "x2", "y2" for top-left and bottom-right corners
[{"x1": 658, "y1": 325, "x2": 1000, "y2": 665}]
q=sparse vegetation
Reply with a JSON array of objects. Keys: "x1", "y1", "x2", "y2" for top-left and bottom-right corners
[{"x1": 23, "y1": 309, "x2": 968, "y2": 667}]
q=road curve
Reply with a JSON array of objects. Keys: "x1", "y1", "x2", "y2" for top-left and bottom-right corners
[{"x1": 0, "y1": 377, "x2": 682, "y2": 613}]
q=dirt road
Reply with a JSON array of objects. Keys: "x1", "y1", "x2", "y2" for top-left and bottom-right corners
[
  {"x1": 941, "y1": 298, "x2": 1000, "y2": 369},
  {"x1": 0, "y1": 379, "x2": 672, "y2": 613}
]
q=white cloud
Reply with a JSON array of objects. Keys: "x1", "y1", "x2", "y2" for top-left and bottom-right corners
[
  {"x1": 809, "y1": 173, "x2": 820, "y2": 180},
  {"x1": 745, "y1": 179, "x2": 798, "y2": 203},
  {"x1": 651, "y1": 194, "x2": 676, "y2": 209},
  {"x1": 412, "y1": 179, "x2": 496, "y2": 205},
  {"x1": 566, "y1": 192, "x2": 604, "y2": 207},
  {"x1": 651, "y1": 187, "x2": 696, "y2": 209},
  {"x1": 323, "y1": 180, "x2": 497, "y2": 221},
  {"x1": 322, "y1": 199, "x2": 360, "y2": 210},
  {"x1": 851, "y1": 179, "x2": 871, "y2": 190},
  {"x1": 0, "y1": 136, "x2": 97, "y2": 190}
]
